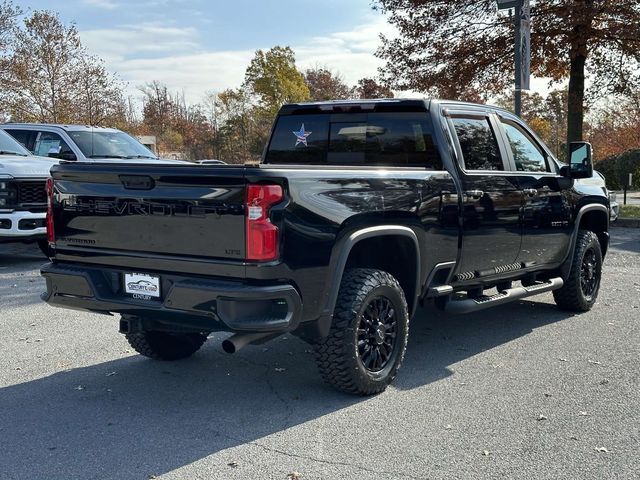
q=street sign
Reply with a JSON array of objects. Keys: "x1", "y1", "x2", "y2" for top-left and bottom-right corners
[
  {"x1": 622, "y1": 173, "x2": 633, "y2": 205},
  {"x1": 621, "y1": 173, "x2": 633, "y2": 187},
  {"x1": 499, "y1": 0, "x2": 531, "y2": 115},
  {"x1": 496, "y1": 0, "x2": 519, "y2": 9},
  {"x1": 518, "y1": 0, "x2": 531, "y2": 91}
]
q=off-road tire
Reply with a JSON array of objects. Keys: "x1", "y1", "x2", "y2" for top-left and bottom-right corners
[
  {"x1": 553, "y1": 230, "x2": 602, "y2": 312},
  {"x1": 125, "y1": 330, "x2": 208, "y2": 361},
  {"x1": 314, "y1": 268, "x2": 409, "y2": 395}
]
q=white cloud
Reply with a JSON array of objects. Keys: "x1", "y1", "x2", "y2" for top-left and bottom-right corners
[
  {"x1": 116, "y1": 50, "x2": 255, "y2": 98},
  {"x1": 80, "y1": 15, "x2": 396, "y2": 103},
  {"x1": 295, "y1": 16, "x2": 397, "y2": 86},
  {"x1": 82, "y1": 23, "x2": 199, "y2": 64},
  {"x1": 83, "y1": 0, "x2": 119, "y2": 10}
]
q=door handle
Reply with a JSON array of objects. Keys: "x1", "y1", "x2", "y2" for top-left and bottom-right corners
[
  {"x1": 465, "y1": 190, "x2": 484, "y2": 199},
  {"x1": 523, "y1": 188, "x2": 538, "y2": 197}
]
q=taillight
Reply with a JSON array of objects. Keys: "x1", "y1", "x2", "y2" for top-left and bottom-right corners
[
  {"x1": 46, "y1": 177, "x2": 55, "y2": 246},
  {"x1": 246, "y1": 184, "x2": 283, "y2": 261}
]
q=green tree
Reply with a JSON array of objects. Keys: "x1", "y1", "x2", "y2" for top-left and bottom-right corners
[
  {"x1": 374, "y1": 1, "x2": 640, "y2": 145},
  {"x1": 213, "y1": 88, "x2": 264, "y2": 163},
  {"x1": 243, "y1": 46, "x2": 310, "y2": 118}
]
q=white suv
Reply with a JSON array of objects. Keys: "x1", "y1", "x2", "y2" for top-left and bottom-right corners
[
  {"x1": 0, "y1": 123, "x2": 160, "y2": 162},
  {"x1": 0, "y1": 129, "x2": 57, "y2": 254}
]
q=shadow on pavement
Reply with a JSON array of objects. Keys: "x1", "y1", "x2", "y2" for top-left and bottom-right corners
[
  {"x1": 0, "y1": 243, "x2": 47, "y2": 309},
  {"x1": 0, "y1": 298, "x2": 570, "y2": 479},
  {"x1": 0, "y1": 242, "x2": 46, "y2": 267}
]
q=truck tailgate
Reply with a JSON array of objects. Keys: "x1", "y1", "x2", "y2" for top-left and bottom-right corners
[{"x1": 51, "y1": 164, "x2": 247, "y2": 263}]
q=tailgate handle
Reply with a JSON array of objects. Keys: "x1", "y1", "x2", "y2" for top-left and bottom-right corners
[{"x1": 119, "y1": 175, "x2": 155, "y2": 190}]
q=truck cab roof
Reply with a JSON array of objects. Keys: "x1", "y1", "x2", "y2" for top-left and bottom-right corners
[
  {"x1": 1, "y1": 123, "x2": 122, "y2": 133},
  {"x1": 278, "y1": 98, "x2": 515, "y2": 117}
]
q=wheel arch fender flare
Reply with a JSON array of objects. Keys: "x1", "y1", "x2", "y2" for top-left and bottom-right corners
[
  {"x1": 317, "y1": 225, "x2": 421, "y2": 337},
  {"x1": 561, "y1": 203, "x2": 609, "y2": 278}
]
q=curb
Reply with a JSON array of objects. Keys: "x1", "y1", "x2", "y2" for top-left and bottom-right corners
[{"x1": 612, "y1": 218, "x2": 640, "y2": 228}]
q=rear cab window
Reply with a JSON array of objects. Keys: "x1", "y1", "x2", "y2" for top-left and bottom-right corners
[
  {"x1": 265, "y1": 112, "x2": 443, "y2": 169},
  {"x1": 450, "y1": 116, "x2": 504, "y2": 171}
]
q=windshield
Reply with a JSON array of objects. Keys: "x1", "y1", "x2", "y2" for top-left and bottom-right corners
[
  {"x1": 67, "y1": 130, "x2": 158, "y2": 159},
  {"x1": 0, "y1": 129, "x2": 30, "y2": 156}
]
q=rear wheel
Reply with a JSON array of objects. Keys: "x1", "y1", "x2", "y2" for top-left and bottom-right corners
[
  {"x1": 314, "y1": 268, "x2": 409, "y2": 395},
  {"x1": 125, "y1": 330, "x2": 208, "y2": 360},
  {"x1": 553, "y1": 230, "x2": 602, "y2": 312}
]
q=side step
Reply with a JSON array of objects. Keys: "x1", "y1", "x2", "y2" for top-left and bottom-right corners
[{"x1": 444, "y1": 277, "x2": 564, "y2": 315}]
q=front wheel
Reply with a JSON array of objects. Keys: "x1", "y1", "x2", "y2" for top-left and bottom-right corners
[
  {"x1": 314, "y1": 268, "x2": 410, "y2": 395},
  {"x1": 553, "y1": 230, "x2": 603, "y2": 312}
]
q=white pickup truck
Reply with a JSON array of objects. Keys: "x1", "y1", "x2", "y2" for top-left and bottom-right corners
[{"x1": 0, "y1": 129, "x2": 57, "y2": 255}]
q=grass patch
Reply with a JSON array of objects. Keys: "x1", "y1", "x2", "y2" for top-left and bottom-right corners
[{"x1": 620, "y1": 205, "x2": 640, "y2": 218}]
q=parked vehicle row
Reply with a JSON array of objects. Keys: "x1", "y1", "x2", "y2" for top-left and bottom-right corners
[
  {"x1": 0, "y1": 122, "x2": 199, "y2": 253},
  {"x1": 0, "y1": 124, "x2": 160, "y2": 162},
  {"x1": 0, "y1": 129, "x2": 57, "y2": 254}
]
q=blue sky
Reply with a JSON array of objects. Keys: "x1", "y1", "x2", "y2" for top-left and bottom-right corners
[{"x1": 21, "y1": 0, "x2": 394, "y2": 101}]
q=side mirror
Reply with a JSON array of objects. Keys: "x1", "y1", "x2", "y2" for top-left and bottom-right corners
[
  {"x1": 565, "y1": 141, "x2": 593, "y2": 179},
  {"x1": 59, "y1": 152, "x2": 77, "y2": 161}
]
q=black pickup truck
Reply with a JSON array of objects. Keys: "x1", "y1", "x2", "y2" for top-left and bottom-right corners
[{"x1": 41, "y1": 99, "x2": 611, "y2": 395}]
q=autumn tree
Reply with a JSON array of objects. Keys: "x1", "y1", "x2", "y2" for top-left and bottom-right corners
[
  {"x1": 140, "y1": 81, "x2": 173, "y2": 138},
  {"x1": 496, "y1": 88, "x2": 568, "y2": 159},
  {"x1": 0, "y1": 10, "x2": 125, "y2": 124},
  {"x1": 587, "y1": 93, "x2": 640, "y2": 161},
  {"x1": 304, "y1": 67, "x2": 351, "y2": 101},
  {"x1": 375, "y1": 1, "x2": 640, "y2": 144},
  {"x1": 75, "y1": 55, "x2": 124, "y2": 125},
  {"x1": 352, "y1": 78, "x2": 394, "y2": 99},
  {"x1": 212, "y1": 88, "x2": 258, "y2": 163},
  {"x1": 0, "y1": 0, "x2": 19, "y2": 51}
]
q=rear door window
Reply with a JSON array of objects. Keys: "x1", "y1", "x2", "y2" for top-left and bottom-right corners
[
  {"x1": 33, "y1": 132, "x2": 73, "y2": 157},
  {"x1": 451, "y1": 117, "x2": 504, "y2": 171},
  {"x1": 265, "y1": 112, "x2": 442, "y2": 169}
]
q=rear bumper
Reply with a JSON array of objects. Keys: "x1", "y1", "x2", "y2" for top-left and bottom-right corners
[
  {"x1": 0, "y1": 210, "x2": 46, "y2": 241},
  {"x1": 41, "y1": 263, "x2": 303, "y2": 333}
]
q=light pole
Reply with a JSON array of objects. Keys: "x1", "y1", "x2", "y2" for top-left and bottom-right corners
[{"x1": 496, "y1": 0, "x2": 530, "y2": 118}]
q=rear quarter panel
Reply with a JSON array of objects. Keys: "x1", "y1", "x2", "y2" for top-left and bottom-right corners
[{"x1": 245, "y1": 166, "x2": 460, "y2": 321}]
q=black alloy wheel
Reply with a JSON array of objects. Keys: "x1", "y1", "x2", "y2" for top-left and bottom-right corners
[
  {"x1": 357, "y1": 296, "x2": 398, "y2": 372},
  {"x1": 580, "y1": 247, "x2": 600, "y2": 301}
]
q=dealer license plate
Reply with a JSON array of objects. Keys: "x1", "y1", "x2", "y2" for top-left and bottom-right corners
[{"x1": 124, "y1": 272, "x2": 161, "y2": 299}]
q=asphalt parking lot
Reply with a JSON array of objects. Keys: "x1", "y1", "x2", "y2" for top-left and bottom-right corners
[{"x1": 1, "y1": 229, "x2": 638, "y2": 480}]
